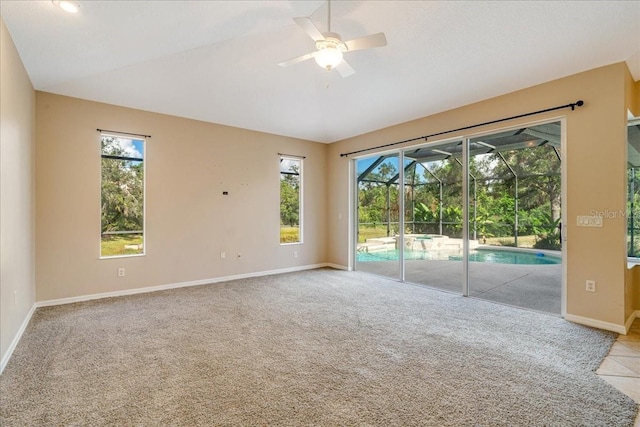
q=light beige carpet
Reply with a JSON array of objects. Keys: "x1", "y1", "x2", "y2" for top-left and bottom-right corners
[{"x1": 1, "y1": 268, "x2": 637, "y2": 426}]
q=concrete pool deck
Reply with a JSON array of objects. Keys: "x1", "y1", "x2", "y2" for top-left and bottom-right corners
[{"x1": 357, "y1": 259, "x2": 562, "y2": 315}]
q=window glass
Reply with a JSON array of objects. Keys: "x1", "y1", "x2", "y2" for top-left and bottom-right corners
[
  {"x1": 280, "y1": 157, "x2": 302, "y2": 244},
  {"x1": 101, "y1": 134, "x2": 145, "y2": 257}
]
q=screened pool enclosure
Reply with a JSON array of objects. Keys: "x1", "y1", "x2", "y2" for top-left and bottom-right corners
[{"x1": 355, "y1": 122, "x2": 563, "y2": 315}]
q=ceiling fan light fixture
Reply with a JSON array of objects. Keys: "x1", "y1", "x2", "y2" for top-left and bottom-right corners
[
  {"x1": 52, "y1": 1, "x2": 79, "y2": 13},
  {"x1": 280, "y1": 4, "x2": 387, "y2": 77},
  {"x1": 314, "y1": 46, "x2": 343, "y2": 71}
]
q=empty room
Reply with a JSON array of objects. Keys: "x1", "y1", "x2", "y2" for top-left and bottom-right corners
[{"x1": 1, "y1": 1, "x2": 640, "y2": 425}]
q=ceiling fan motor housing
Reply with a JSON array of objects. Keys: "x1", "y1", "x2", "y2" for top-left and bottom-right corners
[{"x1": 316, "y1": 32, "x2": 347, "y2": 51}]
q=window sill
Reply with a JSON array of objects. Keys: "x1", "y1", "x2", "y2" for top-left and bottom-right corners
[{"x1": 100, "y1": 253, "x2": 146, "y2": 260}]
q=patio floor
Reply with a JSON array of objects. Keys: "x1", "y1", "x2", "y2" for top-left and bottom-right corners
[{"x1": 357, "y1": 259, "x2": 562, "y2": 315}]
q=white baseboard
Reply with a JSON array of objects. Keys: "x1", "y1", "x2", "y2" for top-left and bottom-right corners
[
  {"x1": 325, "y1": 263, "x2": 350, "y2": 271},
  {"x1": 624, "y1": 310, "x2": 640, "y2": 333},
  {"x1": 565, "y1": 314, "x2": 627, "y2": 334},
  {"x1": 37, "y1": 263, "x2": 332, "y2": 308},
  {"x1": 1, "y1": 303, "x2": 37, "y2": 374}
]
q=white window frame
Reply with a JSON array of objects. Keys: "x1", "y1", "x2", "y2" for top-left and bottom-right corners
[
  {"x1": 99, "y1": 132, "x2": 146, "y2": 259},
  {"x1": 280, "y1": 155, "x2": 303, "y2": 245}
]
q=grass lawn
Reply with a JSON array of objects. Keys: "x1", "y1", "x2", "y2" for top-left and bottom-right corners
[
  {"x1": 482, "y1": 235, "x2": 538, "y2": 248},
  {"x1": 101, "y1": 234, "x2": 143, "y2": 257},
  {"x1": 280, "y1": 226, "x2": 300, "y2": 244},
  {"x1": 358, "y1": 226, "x2": 390, "y2": 243}
]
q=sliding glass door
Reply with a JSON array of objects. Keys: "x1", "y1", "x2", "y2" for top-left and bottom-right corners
[
  {"x1": 402, "y1": 141, "x2": 464, "y2": 292},
  {"x1": 353, "y1": 121, "x2": 563, "y2": 315},
  {"x1": 467, "y1": 123, "x2": 562, "y2": 314},
  {"x1": 355, "y1": 154, "x2": 400, "y2": 280}
]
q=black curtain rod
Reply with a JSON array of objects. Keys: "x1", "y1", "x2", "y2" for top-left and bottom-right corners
[
  {"x1": 97, "y1": 128, "x2": 151, "y2": 139},
  {"x1": 339, "y1": 100, "x2": 584, "y2": 157}
]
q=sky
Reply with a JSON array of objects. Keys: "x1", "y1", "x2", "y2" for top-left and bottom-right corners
[
  {"x1": 119, "y1": 138, "x2": 144, "y2": 158},
  {"x1": 280, "y1": 157, "x2": 300, "y2": 173},
  {"x1": 103, "y1": 137, "x2": 144, "y2": 159}
]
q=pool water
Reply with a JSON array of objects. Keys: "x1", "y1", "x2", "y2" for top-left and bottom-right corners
[{"x1": 357, "y1": 248, "x2": 560, "y2": 265}]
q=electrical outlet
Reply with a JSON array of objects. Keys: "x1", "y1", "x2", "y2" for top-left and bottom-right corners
[
  {"x1": 118, "y1": 268, "x2": 125, "y2": 277},
  {"x1": 220, "y1": 251, "x2": 226, "y2": 259},
  {"x1": 585, "y1": 280, "x2": 596, "y2": 292},
  {"x1": 294, "y1": 251, "x2": 298, "y2": 258}
]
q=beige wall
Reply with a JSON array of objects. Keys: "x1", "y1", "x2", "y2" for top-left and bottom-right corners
[
  {"x1": 327, "y1": 63, "x2": 632, "y2": 331},
  {"x1": 36, "y1": 93, "x2": 326, "y2": 301},
  {"x1": 0, "y1": 17, "x2": 37, "y2": 366},
  {"x1": 626, "y1": 71, "x2": 640, "y2": 117}
]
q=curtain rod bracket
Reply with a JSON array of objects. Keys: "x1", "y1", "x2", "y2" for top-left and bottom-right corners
[{"x1": 571, "y1": 100, "x2": 584, "y2": 111}]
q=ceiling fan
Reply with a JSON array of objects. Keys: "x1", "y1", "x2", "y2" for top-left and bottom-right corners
[{"x1": 278, "y1": 0, "x2": 387, "y2": 77}]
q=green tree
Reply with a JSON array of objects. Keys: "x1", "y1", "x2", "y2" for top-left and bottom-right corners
[
  {"x1": 280, "y1": 164, "x2": 300, "y2": 227},
  {"x1": 101, "y1": 137, "x2": 144, "y2": 233},
  {"x1": 470, "y1": 146, "x2": 560, "y2": 242},
  {"x1": 358, "y1": 158, "x2": 399, "y2": 232}
]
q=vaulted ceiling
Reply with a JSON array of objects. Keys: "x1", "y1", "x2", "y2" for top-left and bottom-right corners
[{"x1": 1, "y1": 1, "x2": 638, "y2": 143}]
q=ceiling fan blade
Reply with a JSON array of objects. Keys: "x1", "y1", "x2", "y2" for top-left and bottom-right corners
[
  {"x1": 278, "y1": 51, "x2": 317, "y2": 67},
  {"x1": 344, "y1": 32, "x2": 387, "y2": 51},
  {"x1": 293, "y1": 17, "x2": 325, "y2": 42},
  {"x1": 336, "y1": 60, "x2": 355, "y2": 78}
]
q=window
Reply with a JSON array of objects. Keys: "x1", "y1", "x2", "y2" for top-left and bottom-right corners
[
  {"x1": 280, "y1": 156, "x2": 302, "y2": 244},
  {"x1": 100, "y1": 134, "x2": 145, "y2": 257},
  {"x1": 628, "y1": 119, "x2": 640, "y2": 257}
]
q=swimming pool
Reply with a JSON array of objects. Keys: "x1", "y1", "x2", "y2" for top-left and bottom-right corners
[{"x1": 357, "y1": 248, "x2": 561, "y2": 265}]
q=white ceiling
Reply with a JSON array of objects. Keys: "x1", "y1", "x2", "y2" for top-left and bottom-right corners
[{"x1": 2, "y1": 1, "x2": 639, "y2": 143}]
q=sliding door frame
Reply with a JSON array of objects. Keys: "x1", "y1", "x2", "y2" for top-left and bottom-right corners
[
  {"x1": 462, "y1": 137, "x2": 470, "y2": 297},
  {"x1": 351, "y1": 117, "x2": 566, "y2": 317},
  {"x1": 399, "y1": 150, "x2": 406, "y2": 281}
]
